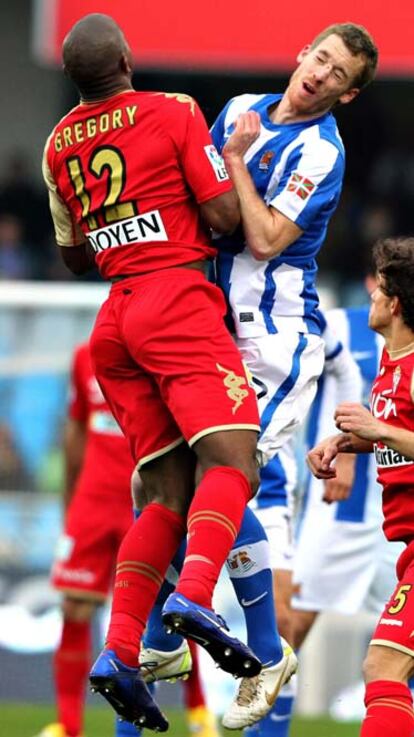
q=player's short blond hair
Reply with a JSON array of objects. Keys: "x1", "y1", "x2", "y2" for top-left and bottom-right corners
[{"x1": 311, "y1": 23, "x2": 378, "y2": 89}]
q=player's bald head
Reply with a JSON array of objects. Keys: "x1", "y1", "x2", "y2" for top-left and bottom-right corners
[{"x1": 63, "y1": 14, "x2": 132, "y2": 96}]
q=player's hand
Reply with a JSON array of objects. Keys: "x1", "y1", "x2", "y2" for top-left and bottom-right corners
[
  {"x1": 306, "y1": 436, "x2": 340, "y2": 480},
  {"x1": 322, "y1": 452, "x2": 356, "y2": 504},
  {"x1": 223, "y1": 112, "x2": 261, "y2": 159},
  {"x1": 334, "y1": 402, "x2": 383, "y2": 441}
]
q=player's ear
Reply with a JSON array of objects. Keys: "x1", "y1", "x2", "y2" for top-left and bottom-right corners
[
  {"x1": 297, "y1": 44, "x2": 311, "y2": 64},
  {"x1": 120, "y1": 51, "x2": 132, "y2": 75},
  {"x1": 338, "y1": 87, "x2": 360, "y2": 106},
  {"x1": 390, "y1": 294, "x2": 401, "y2": 317}
]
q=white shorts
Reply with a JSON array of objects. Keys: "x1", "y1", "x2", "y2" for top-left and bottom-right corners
[
  {"x1": 253, "y1": 505, "x2": 295, "y2": 571},
  {"x1": 293, "y1": 504, "x2": 403, "y2": 615},
  {"x1": 237, "y1": 332, "x2": 324, "y2": 465}
]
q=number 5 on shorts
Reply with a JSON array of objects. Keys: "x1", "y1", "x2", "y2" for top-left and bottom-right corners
[{"x1": 388, "y1": 584, "x2": 412, "y2": 615}]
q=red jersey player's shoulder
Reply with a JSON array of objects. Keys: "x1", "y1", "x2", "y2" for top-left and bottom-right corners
[
  {"x1": 145, "y1": 91, "x2": 203, "y2": 123},
  {"x1": 148, "y1": 92, "x2": 199, "y2": 115},
  {"x1": 44, "y1": 103, "x2": 84, "y2": 157}
]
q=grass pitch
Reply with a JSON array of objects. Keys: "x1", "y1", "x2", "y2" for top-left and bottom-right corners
[{"x1": 1, "y1": 703, "x2": 360, "y2": 737}]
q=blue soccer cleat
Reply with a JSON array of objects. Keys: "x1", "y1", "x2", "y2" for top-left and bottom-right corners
[
  {"x1": 161, "y1": 593, "x2": 261, "y2": 678},
  {"x1": 89, "y1": 649, "x2": 169, "y2": 733}
]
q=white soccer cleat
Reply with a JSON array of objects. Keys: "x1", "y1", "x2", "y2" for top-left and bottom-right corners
[
  {"x1": 221, "y1": 637, "x2": 298, "y2": 730},
  {"x1": 139, "y1": 639, "x2": 192, "y2": 683}
]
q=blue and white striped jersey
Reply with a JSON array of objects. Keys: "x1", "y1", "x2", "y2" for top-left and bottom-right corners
[
  {"x1": 211, "y1": 93, "x2": 345, "y2": 338},
  {"x1": 306, "y1": 306, "x2": 383, "y2": 524}
]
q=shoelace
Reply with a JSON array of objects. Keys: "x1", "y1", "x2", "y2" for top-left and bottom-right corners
[{"x1": 235, "y1": 673, "x2": 264, "y2": 706}]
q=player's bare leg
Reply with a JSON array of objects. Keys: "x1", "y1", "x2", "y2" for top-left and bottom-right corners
[{"x1": 291, "y1": 608, "x2": 319, "y2": 650}]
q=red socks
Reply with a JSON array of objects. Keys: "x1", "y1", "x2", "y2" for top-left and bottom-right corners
[
  {"x1": 54, "y1": 619, "x2": 92, "y2": 737},
  {"x1": 361, "y1": 680, "x2": 414, "y2": 737},
  {"x1": 107, "y1": 502, "x2": 186, "y2": 666},
  {"x1": 183, "y1": 640, "x2": 206, "y2": 709},
  {"x1": 176, "y1": 466, "x2": 251, "y2": 608}
]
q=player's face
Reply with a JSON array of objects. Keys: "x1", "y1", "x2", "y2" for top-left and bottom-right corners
[
  {"x1": 286, "y1": 34, "x2": 364, "y2": 117},
  {"x1": 368, "y1": 277, "x2": 393, "y2": 333}
]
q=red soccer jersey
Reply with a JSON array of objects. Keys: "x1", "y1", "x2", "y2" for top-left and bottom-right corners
[
  {"x1": 43, "y1": 90, "x2": 233, "y2": 279},
  {"x1": 69, "y1": 343, "x2": 135, "y2": 499},
  {"x1": 371, "y1": 347, "x2": 414, "y2": 542}
]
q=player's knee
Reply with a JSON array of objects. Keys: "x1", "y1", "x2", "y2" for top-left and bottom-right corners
[
  {"x1": 237, "y1": 459, "x2": 260, "y2": 498},
  {"x1": 131, "y1": 467, "x2": 145, "y2": 510},
  {"x1": 142, "y1": 476, "x2": 192, "y2": 516}
]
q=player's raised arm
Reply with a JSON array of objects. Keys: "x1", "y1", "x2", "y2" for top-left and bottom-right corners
[{"x1": 222, "y1": 112, "x2": 302, "y2": 259}]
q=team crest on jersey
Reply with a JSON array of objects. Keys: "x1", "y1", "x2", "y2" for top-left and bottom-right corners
[
  {"x1": 216, "y1": 362, "x2": 248, "y2": 413},
  {"x1": 287, "y1": 172, "x2": 316, "y2": 200},
  {"x1": 392, "y1": 365, "x2": 401, "y2": 394},
  {"x1": 204, "y1": 146, "x2": 229, "y2": 182},
  {"x1": 258, "y1": 150, "x2": 275, "y2": 171}
]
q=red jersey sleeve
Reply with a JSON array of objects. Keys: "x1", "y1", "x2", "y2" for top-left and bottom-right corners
[
  {"x1": 166, "y1": 95, "x2": 233, "y2": 204},
  {"x1": 68, "y1": 346, "x2": 89, "y2": 423}
]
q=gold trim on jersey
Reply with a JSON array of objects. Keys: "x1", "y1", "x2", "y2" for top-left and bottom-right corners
[
  {"x1": 188, "y1": 424, "x2": 261, "y2": 447},
  {"x1": 137, "y1": 437, "x2": 185, "y2": 469},
  {"x1": 388, "y1": 341, "x2": 414, "y2": 360},
  {"x1": 155, "y1": 92, "x2": 196, "y2": 115}
]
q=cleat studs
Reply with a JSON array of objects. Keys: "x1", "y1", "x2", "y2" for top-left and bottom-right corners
[
  {"x1": 182, "y1": 674, "x2": 189, "y2": 681},
  {"x1": 138, "y1": 716, "x2": 146, "y2": 725},
  {"x1": 165, "y1": 627, "x2": 173, "y2": 635},
  {"x1": 243, "y1": 660, "x2": 252, "y2": 669},
  {"x1": 90, "y1": 687, "x2": 97, "y2": 693},
  {"x1": 104, "y1": 688, "x2": 110, "y2": 693},
  {"x1": 224, "y1": 648, "x2": 232, "y2": 657},
  {"x1": 173, "y1": 622, "x2": 180, "y2": 629}
]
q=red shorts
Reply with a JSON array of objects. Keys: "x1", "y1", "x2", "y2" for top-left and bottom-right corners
[
  {"x1": 371, "y1": 540, "x2": 414, "y2": 656},
  {"x1": 51, "y1": 488, "x2": 133, "y2": 601},
  {"x1": 90, "y1": 269, "x2": 260, "y2": 468}
]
